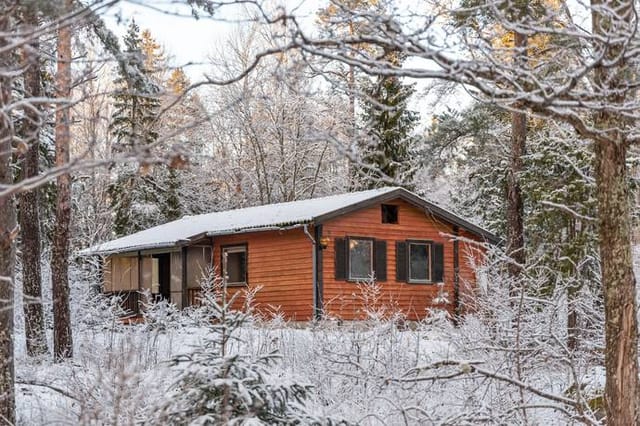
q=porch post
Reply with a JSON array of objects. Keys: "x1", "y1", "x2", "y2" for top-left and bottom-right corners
[{"x1": 181, "y1": 247, "x2": 187, "y2": 309}]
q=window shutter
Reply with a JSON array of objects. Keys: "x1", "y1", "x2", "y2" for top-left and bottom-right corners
[
  {"x1": 396, "y1": 241, "x2": 407, "y2": 282},
  {"x1": 374, "y1": 240, "x2": 387, "y2": 281},
  {"x1": 432, "y1": 243, "x2": 444, "y2": 282},
  {"x1": 334, "y1": 238, "x2": 347, "y2": 280}
]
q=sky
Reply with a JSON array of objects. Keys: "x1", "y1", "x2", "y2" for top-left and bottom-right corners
[
  {"x1": 101, "y1": 0, "x2": 469, "y2": 122},
  {"x1": 103, "y1": 0, "x2": 317, "y2": 81}
]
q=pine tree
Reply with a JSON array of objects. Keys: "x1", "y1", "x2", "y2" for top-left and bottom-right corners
[
  {"x1": 109, "y1": 20, "x2": 162, "y2": 236},
  {"x1": 166, "y1": 68, "x2": 189, "y2": 94},
  {"x1": 17, "y1": 3, "x2": 49, "y2": 358},
  {"x1": 523, "y1": 128, "x2": 599, "y2": 349},
  {"x1": 51, "y1": 0, "x2": 74, "y2": 361},
  {"x1": 155, "y1": 68, "x2": 191, "y2": 222},
  {"x1": 0, "y1": 2, "x2": 17, "y2": 419},
  {"x1": 427, "y1": 104, "x2": 511, "y2": 234},
  {"x1": 140, "y1": 28, "x2": 166, "y2": 83},
  {"x1": 355, "y1": 52, "x2": 419, "y2": 190}
]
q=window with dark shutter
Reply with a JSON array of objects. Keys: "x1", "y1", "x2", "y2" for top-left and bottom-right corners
[
  {"x1": 396, "y1": 241, "x2": 407, "y2": 281},
  {"x1": 348, "y1": 238, "x2": 373, "y2": 280},
  {"x1": 398, "y1": 240, "x2": 444, "y2": 284},
  {"x1": 408, "y1": 242, "x2": 431, "y2": 283},
  {"x1": 334, "y1": 238, "x2": 347, "y2": 280},
  {"x1": 432, "y1": 243, "x2": 444, "y2": 282},
  {"x1": 374, "y1": 240, "x2": 387, "y2": 281}
]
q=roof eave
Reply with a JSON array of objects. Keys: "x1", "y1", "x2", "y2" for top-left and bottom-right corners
[{"x1": 80, "y1": 241, "x2": 180, "y2": 256}]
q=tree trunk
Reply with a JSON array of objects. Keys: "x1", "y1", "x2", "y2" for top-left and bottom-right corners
[
  {"x1": 566, "y1": 288, "x2": 578, "y2": 351},
  {"x1": 506, "y1": 31, "x2": 527, "y2": 280},
  {"x1": 590, "y1": 1, "x2": 639, "y2": 423},
  {"x1": 595, "y1": 137, "x2": 639, "y2": 424},
  {"x1": 566, "y1": 221, "x2": 579, "y2": 352},
  {"x1": 18, "y1": 5, "x2": 48, "y2": 358},
  {"x1": 52, "y1": 2, "x2": 73, "y2": 360},
  {"x1": 0, "y1": 5, "x2": 16, "y2": 422}
]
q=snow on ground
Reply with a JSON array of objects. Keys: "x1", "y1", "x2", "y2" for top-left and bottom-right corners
[
  {"x1": 13, "y1": 253, "x2": 620, "y2": 424},
  {"x1": 14, "y1": 319, "x2": 454, "y2": 425},
  {"x1": 13, "y1": 304, "x2": 581, "y2": 425}
]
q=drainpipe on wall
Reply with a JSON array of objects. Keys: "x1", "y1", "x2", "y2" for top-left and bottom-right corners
[
  {"x1": 137, "y1": 251, "x2": 142, "y2": 317},
  {"x1": 453, "y1": 226, "x2": 460, "y2": 324},
  {"x1": 314, "y1": 224, "x2": 323, "y2": 319},
  {"x1": 303, "y1": 224, "x2": 321, "y2": 321}
]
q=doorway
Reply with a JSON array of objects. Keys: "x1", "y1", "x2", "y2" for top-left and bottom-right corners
[{"x1": 152, "y1": 253, "x2": 171, "y2": 301}]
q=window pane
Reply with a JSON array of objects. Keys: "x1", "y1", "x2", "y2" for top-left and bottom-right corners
[
  {"x1": 409, "y1": 243, "x2": 429, "y2": 281},
  {"x1": 349, "y1": 239, "x2": 372, "y2": 279},
  {"x1": 225, "y1": 249, "x2": 246, "y2": 284}
]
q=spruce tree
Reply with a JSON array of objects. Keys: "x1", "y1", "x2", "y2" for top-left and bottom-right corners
[
  {"x1": 110, "y1": 20, "x2": 160, "y2": 150},
  {"x1": 164, "y1": 167, "x2": 181, "y2": 222},
  {"x1": 355, "y1": 52, "x2": 419, "y2": 190},
  {"x1": 109, "y1": 20, "x2": 162, "y2": 236}
]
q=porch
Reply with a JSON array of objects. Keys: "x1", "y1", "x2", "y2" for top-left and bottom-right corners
[{"x1": 102, "y1": 242, "x2": 213, "y2": 317}]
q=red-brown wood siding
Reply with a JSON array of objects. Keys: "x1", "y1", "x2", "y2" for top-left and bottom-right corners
[
  {"x1": 211, "y1": 228, "x2": 314, "y2": 320},
  {"x1": 321, "y1": 199, "x2": 485, "y2": 321}
]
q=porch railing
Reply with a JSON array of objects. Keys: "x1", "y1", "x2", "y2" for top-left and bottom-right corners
[
  {"x1": 187, "y1": 288, "x2": 202, "y2": 307},
  {"x1": 105, "y1": 291, "x2": 141, "y2": 317}
]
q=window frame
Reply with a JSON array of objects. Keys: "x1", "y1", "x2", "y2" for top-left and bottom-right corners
[
  {"x1": 347, "y1": 236, "x2": 375, "y2": 281},
  {"x1": 221, "y1": 243, "x2": 248, "y2": 286},
  {"x1": 407, "y1": 240, "x2": 433, "y2": 284},
  {"x1": 381, "y1": 204, "x2": 399, "y2": 224}
]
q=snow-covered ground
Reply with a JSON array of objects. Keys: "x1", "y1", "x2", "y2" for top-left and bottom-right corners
[
  {"x1": 13, "y1": 301, "x2": 597, "y2": 425},
  {"x1": 10, "y1": 253, "x2": 617, "y2": 424}
]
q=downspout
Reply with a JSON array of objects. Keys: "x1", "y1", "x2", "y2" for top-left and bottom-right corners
[
  {"x1": 303, "y1": 223, "x2": 320, "y2": 321},
  {"x1": 453, "y1": 226, "x2": 460, "y2": 324},
  {"x1": 137, "y1": 251, "x2": 142, "y2": 316}
]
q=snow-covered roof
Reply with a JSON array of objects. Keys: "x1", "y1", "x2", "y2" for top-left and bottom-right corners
[{"x1": 82, "y1": 187, "x2": 497, "y2": 255}]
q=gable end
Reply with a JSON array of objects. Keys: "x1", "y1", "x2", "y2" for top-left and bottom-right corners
[{"x1": 314, "y1": 188, "x2": 498, "y2": 244}]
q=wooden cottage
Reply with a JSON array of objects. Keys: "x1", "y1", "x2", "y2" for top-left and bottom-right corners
[{"x1": 83, "y1": 187, "x2": 497, "y2": 321}]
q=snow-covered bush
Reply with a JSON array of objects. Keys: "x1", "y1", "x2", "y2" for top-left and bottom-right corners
[
  {"x1": 140, "y1": 290, "x2": 181, "y2": 331},
  {"x1": 17, "y1": 249, "x2": 614, "y2": 425},
  {"x1": 353, "y1": 277, "x2": 405, "y2": 324},
  {"x1": 426, "y1": 247, "x2": 605, "y2": 424},
  {"x1": 151, "y1": 270, "x2": 341, "y2": 425}
]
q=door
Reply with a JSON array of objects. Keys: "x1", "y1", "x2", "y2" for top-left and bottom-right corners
[{"x1": 152, "y1": 253, "x2": 171, "y2": 301}]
